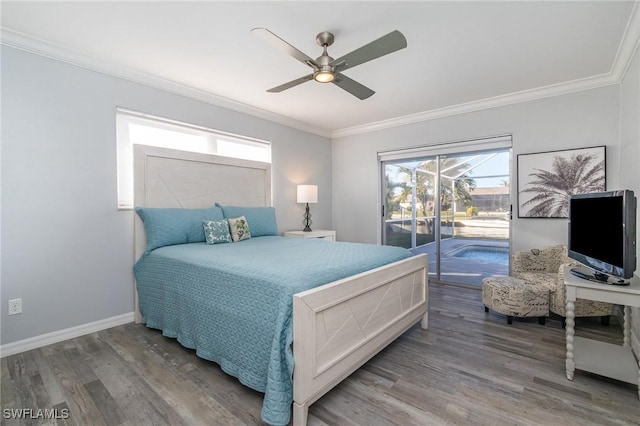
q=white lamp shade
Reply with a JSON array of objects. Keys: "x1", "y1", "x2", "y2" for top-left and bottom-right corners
[{"x1": 297, "y1": 185, "x2": 318, "y2": 204}]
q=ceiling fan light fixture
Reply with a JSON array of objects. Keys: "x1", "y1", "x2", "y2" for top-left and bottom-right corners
[
  {"x1": 313, "y1": 70, "x2": 335, "y2": 83},
  {"x1": 254, "y1": 28, "x2": 407, "y2": 98}
]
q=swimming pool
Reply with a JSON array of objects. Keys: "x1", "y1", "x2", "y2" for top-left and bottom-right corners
[{"x1": 448, "y1": 245, "x2": 509, "y2": 265}]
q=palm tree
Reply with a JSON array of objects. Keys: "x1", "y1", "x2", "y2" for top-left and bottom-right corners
[
  {"x1": 520, "y1": 152, "x2": 604, "y2": 217},
  {"x1": 440, "y1": 174, "x2": 476, "y2": 211},
  {"x1": 398, "y1": 159, "x2": 477, "y2": 215},
  {"x1": 383, "y1": 173, "x2": 405, "y2": 220},
  {"x1": 399, "y1": 162, "x2": 435, "y2": 218}
]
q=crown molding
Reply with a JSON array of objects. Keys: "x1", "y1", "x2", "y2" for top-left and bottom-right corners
[
  {"x1": 331, "y1": 73, "x2": 619, "y2": 139},
  {"x1": 4, "y1": 1, "x2": 639, "y2": 143},
  {"x1": 611, "y1": 0, "x2": 640, "y2": 81},
  {"x1": 0, "y1": 29, "x2": 332, "y2": 139},
  {"x1": 333, "y1": 1, "x2": 640, "y2": 139}
]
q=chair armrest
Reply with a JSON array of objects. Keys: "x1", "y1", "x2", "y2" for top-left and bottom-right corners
[{"x1": 555, "y1": 261, "x2": 581, "y2": 290}]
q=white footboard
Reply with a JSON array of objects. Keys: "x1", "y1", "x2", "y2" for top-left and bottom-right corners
[{"x1": 292, "y1": 253, "x2": 428, "y2": 425}]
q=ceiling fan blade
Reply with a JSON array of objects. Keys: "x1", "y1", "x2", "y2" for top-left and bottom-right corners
[
  {"x1": 331, "y1": 30, "x2": 407, "y2": 72},
  {"x1": 332, "y1": 73, "x2": 375, "y2": 100},
  {"x1": 267, "y1": 74, "x2": 314, "y2": 93},
  {"x1": 252, "y1": 27, "x2": 318, "y2": 68}
]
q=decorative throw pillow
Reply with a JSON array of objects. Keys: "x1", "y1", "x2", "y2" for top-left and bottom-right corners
[
  {"x1": 203, "y1": 220, "x2": 232, "y2": 244},
  {"x1": 228, "y1": 216, "x2": 251, "y2": 242}
]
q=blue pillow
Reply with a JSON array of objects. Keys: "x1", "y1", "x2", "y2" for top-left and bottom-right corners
[
  {"x1": 136, "y1": 207, "x2": 224, "y2": 251},
  {"x1": 217, "y1": 205, "x2": 279, "y2": 237}
]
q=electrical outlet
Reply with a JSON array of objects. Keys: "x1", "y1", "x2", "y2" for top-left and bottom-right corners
[{"x1": 8, "y1": 298, "x2": 22, "y2": 315}]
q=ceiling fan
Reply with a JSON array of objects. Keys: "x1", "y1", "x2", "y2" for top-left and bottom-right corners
[{"x1": 251, "y1": 28, "x2": 407, "y2": 100}]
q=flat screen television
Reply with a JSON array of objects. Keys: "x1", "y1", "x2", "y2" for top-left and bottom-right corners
[{"x1": 568, "y1": 190, "x2": 637, "y2": 285}]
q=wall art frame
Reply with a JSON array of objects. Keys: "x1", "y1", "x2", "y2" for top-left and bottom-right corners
[{"x1": 517, "y1": 145, "x2": 606, "y2": 218}]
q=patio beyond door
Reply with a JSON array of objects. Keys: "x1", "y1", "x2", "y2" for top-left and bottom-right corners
[{"x1": 381, "y1": 144, "x2": 511, "y2": 287}]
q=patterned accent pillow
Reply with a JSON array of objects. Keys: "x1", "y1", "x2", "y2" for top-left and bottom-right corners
[
  {"x1": 228, "y1": 216, "x2": 251, "y2": 242},
  {"x1": 202, "y1": 220, "x2": 232, "y2": 244}
]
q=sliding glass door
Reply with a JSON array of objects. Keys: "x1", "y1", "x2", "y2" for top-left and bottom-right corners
[
  {"x1": 383, "y1": 157, "x2": 437, "y2": 251},
  {"x1": 382, "y1": 146, "x2": 511, "y2": 287}
]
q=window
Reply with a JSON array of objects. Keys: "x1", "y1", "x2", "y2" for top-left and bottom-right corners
[{"x1": 116, "y1": 108, "x2": 271, "y2": 209}]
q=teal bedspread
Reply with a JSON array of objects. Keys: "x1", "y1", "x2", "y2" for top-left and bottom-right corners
[{"x1": 134, "y1": 236, "x2": 411, "y2": 425}]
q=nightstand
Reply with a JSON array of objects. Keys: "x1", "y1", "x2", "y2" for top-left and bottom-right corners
[{"x1": 283, "y1": 229, "x2": 336, "y2": 242}]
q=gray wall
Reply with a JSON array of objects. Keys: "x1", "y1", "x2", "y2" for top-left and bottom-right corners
[
  {"x1": 1, "y1": 47, "x2": 332, "y2": 345},
  {"x1": 618, "y1": 44, "x2": 640, "y2": 357},
  {"x1": 2, "y1": 43, "x2": 635, "y2": 349},
  {"x1": 332, "y1": 86, "x2": 621, "y2": 251}
]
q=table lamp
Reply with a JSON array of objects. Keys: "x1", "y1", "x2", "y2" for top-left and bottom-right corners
[{"x1": 297, "y1": 185, "x2": 318, "y2": 232}]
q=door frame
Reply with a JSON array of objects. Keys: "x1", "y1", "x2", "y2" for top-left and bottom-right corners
[{"x1": 379, "y1": 139, "x2": 513, "y2": 287}]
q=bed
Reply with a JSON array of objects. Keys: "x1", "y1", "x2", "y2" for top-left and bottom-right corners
[{"x1": 133, "y1": 145, "x2": 428, "y2": 425}]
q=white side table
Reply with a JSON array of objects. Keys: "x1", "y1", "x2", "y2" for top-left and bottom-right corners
[
  {"x1": 563, "y1": 266, "x2": 640, "y2": 399},
  {"x1": 283, "y1": 230, "x2": 336, "y2": 242}
]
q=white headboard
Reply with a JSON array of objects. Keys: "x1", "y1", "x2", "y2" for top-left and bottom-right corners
[
  {"x1": 133, "y1": 145, "x2": 271, "y2": 209},
  {"x1": 132, "y1": 145, "x2": 272, "y2": 321}
]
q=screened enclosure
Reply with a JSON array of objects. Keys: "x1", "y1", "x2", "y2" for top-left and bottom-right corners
[{"x1": 381, "y1": 140, "x2": 511, "y2": 287}]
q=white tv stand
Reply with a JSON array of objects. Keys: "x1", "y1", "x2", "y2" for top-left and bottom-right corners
[{"x1": 563, "y1": 266, "x2": 640, "y2": 399}]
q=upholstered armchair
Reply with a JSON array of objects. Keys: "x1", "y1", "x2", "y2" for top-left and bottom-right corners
[{"x1": 512, "y1": 245, "x2": 614, "y2": 326}]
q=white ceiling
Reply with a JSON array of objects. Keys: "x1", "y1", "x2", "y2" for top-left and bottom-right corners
[{"x1": 2, "y1": 1, "x2": 638, "y2": 137}]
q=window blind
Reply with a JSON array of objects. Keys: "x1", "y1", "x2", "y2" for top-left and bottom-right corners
[{"x1": 378, "y1": 135, "x2": 512, "y2": 162}]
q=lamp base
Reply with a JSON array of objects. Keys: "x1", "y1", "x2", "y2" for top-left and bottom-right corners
[{"x1": 303, "y1": 202, "x2": 312, "y2": 232}]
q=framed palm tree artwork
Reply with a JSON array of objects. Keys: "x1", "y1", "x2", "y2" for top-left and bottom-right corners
[{"x1": 517, "y1": 146, "x2": 606, "y2": 218}]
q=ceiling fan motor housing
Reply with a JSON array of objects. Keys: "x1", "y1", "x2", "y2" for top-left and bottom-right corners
[
  {"x1": 314, "y1": 33, "x2": 335, "y2": 82},
  {"x1": 315, "y1": 52, "x2": 334, "y2": 71}
]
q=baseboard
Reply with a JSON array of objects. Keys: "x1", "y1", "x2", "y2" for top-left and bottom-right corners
[{"x1": 0, "y1": 312, "x2": 134, "y2": 357}]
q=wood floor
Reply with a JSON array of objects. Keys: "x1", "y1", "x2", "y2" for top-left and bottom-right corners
[{"x1": 2, "y1": 283, "x2": 639, "y2": 426}]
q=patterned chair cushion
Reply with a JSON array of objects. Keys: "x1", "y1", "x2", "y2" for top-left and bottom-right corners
[
  {"x1": 514, "y1": 271, "x2": 557, "y2": 292},
  {"x1": 512, "y1": 245, "x2": 568, "y2": 274},
  {"x1": 482, "y1": 276, "x2": 549, "y2": 318}
]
